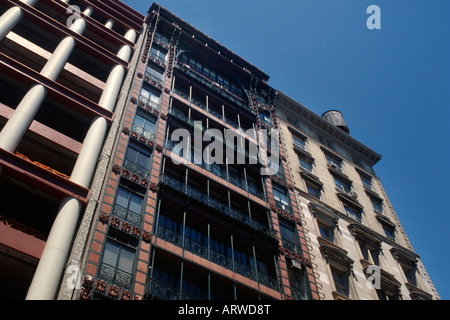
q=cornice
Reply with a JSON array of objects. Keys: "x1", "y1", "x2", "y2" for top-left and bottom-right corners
[{"x1": 275, "y1": 91, "x2": 382, "y2": 165}]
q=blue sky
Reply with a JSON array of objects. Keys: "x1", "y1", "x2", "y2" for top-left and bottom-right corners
[{"x1": 123, "y1": 0, "x2": 450, "y2": 299}]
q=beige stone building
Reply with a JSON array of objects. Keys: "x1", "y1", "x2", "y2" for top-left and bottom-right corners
[{"x1": 274, "y1": 91, "x2": 440, "y2": 300}]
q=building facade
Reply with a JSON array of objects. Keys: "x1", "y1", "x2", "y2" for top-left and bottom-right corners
[
  {"x1": 0, "y1": 1, "x2": 439, "y2": 301},
  {"x1": 0, "y1": 0, "x2": 144, "y2": 299},
  {"x1": 274, "y1": 92, "x2": 440, "y2": 300}
]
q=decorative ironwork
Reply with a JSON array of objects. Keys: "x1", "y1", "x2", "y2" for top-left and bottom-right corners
[
  {"x1": 112, "y1": 205, "x2": 143, "y2": 226},
  {"x1": 145, "y1": 279, "x2": 200, "y2": 300},
  {"x1": 159, "y1": 174, "x2": 275, "y2": 239},
  {"x1": 99, "y1": 263, "x2": 134, "y2": 290}
]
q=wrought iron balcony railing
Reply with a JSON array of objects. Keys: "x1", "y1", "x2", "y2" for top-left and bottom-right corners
[
  {"x1": 98, "y1": 263, "x2": 133, "y2": 289},
  {"x1": 155, "y1": 224, "x2": 279, "y2": 291},
  {"x1": 159, "y1": 174, "x2": 275, "y2": 239},
  {"x1": 145, "y1": 279, "x2": 200, "y2": 301},
  {"x1": 165, "y1": 140, "x2": 265, "y2": 200},
  {"x1": 112, "y1": 204, "x2": 143, "y2": 226},
  {"x1": 123, "y1": 159, "x2": 151, "y2": 180},
  {"x1": 174, "y1": 62, "x2": 254, "y2": 114},
  {"x1": 274, "y1": 199, "x2": 295, "y2": 217}
]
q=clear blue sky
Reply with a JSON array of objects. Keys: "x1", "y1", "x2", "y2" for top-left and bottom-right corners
[{"x1": 123, "y1": 0, "x2": 450, "y2": 299}]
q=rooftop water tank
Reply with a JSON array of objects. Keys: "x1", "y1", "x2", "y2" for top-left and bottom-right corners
[{"x1": 321, "y1": 110, "x2": 350, "y2": 134}]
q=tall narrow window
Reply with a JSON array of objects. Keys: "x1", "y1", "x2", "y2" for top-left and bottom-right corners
[
  {"x1": 360, "y1": 174, "x2": 373, "y2": 190},
  {"x1": 140, "y1": 88, "x2": 160, "y2": 107},
  {"x1": 273, "y1": 185, "x2": 289, "y2": 207},
  {"x1": 133, "y1": 113, "x2": 156, "y2": 140},
  {"x1": 125, "y1": 144, "x2": 151, "y2": 178},
  {"x1": 344, "y1": 205, "x2": 362, "y2": 222},
  {"x1": 306, "y1": 182, "x2": 321, "y2": 199},
  {"x1": 292, "y1": 134, "x2": 306, "y2": 150},
  {"x1": 371, "y1": 197, "x2": 383, "y2": 214},
  {"x1": 279, "y1": 219, "x2": 301, "y2": 254},
  {"x1": 114, "y1": 187, "x2": 144, "y2": 225},
  {"x1": 326, "y1": 154, "x2": 342, "y2": 171},
  {"x1": 100, "y1": 229, "x2": 137, "y2": 289},
  {"x1": 150, "y1": 45, "x2": 167, "y2": 62},
  {"x1": 298, "y1": 154, "x2": 314, "y2": 172},
  {"x1": 334, "y1": 176, "x2": 352, "y2": 193},
  {"x1": 331, "y1": 266, "x2": 350, "y2": 297}
]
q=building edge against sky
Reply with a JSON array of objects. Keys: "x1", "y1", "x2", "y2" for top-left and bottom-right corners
[{"x1": 0, "y1": 0, "x2": 440, "y2": 300}]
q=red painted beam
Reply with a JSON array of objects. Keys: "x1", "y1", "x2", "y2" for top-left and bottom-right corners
[
  {"x1": 0, "y1": 148, "x2": 90, "y2": 204},
  {"x1": 0, "y1": 224, "x2": 45, "y2": 260}
]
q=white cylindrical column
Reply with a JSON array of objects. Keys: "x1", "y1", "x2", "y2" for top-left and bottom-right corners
[
  {"x1": 0, "y1": 7, "x2": 91, "y2": 152},
  {"x1": 105, "y1": 18, "x2": 114, "y2": 30},
  {"x1": 69, "y1": 116, "x2": 108, "y2": 187},
  {"x1": 0, "y1": 0, "x2": 38, "y2": 40},
  {"x1": 24, "y1": 7, "x2": 95, "y2": 300},
  {"x1": 26, "y1": 197, "x2": 82, "y2": 300},
  {"x1": 0, "y1": 85, "x2": 47, "y2": 152},
  {"x1": 26, "y1": 27, "x2": 137, "y2": 300}
]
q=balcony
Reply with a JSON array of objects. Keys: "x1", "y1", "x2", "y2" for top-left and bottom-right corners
[
  {"x1": 159, "y1": 174, "x2": 275, "y2": 239},
  {"x1": 98, "y1": 263, "x2": 133, "y2": 289},
  {"x1": 174, "y1": 62, "x2": 254, "y2": 114},
  {"x1": 274, "y1": 199, "x2": 294, "y2": 217},
  {"x1": 165, "y1": 140, "x2": 265, "y2": 200},
  {"x1": 122, "y1": 159, "x2": 151, "y2": 180},
  {"x1": 145, "y1": 279, "x2": 200, "y2": 300},
  {"x1": 290, "y1": 287, "x2": 313, "y2": 301},
  {"x1": 156, "y1": 224, "x2": 279, "y2": 291},
  {"x1": 137, "y1": 96, "x2": 160, "y2": 114},
  {"x1": 111, "y1": 204, "x2": 143, "y2": 226}
]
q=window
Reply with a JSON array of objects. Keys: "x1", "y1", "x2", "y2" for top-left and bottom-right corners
[
  {"x1": 114, "y1": 187, "x2": 144, "y2": 225},
  {"x1": 287, "y1": 259, "x2": 310, "y2": 300},
  {"x1": 133, "y1": 113, "x2": 156, "y2": 140},
  {"x1": 273, "y1": 185, "x2": 289, "y2": 206},
  {"x1": 292, "y1": 134, "x2": 306, "y2": 150},
  {"x1": 259, "y1": 109, "x2": 272, "y2": 126},
  {"x1": 358, "y1": 240, "x2": 380, "y2": 266},
  {"x1": 180, "y1": 54, "x2": 244, "y2": 98},
  {"x1": 102, "y1": 240, "x2": 135, "y2": 275},
  {"x1": 360, "y1": 174, "x2": 372, "y2": 190},
  {"x1": 279, "y1": 219, "x2": 301, "y2": 254},
  {"x1": 146, "y1": 65, "x2": 164, "y2": 83},
  {"x1": 153, "y1": 31, "x2": 170, "y2": 44},
  {"x1": 318, "y1": 222, "x2": 334, "y2": 243},
  {"x1": 371, "y1": 197, "x2": 383, "y2": 214},
  {"x1": 150, "y1": 45, "x2": 167, "y2": 62},
  {"x1": 344, "y1": 205, "x2": 362, "y2": 222},
  {"x1": 298, "y1": 154, "x2": 314, "y2": 172},
  {"x1": 334, "y1": 176, "x2": 352, "y2": 193},
  {"x1": 382, "y1": 224, "x2": 396, "y2": 240},
  {"x1": 125, "y1": 144, "x2": 151, "y2": 173},
  {"x1": 401, "y1": 262, "x2": 417, "y2": 287},
  {"x1": 326, "y1": 154, "x2": 342, "y2": 171},
  {"x1": 331, "y1": 266, "x2": 350, "y2": 297},
  {"x1": 140, "y1": 88, "x2": 160, "y2": 106},
  {"x1": 306, "y1": 182, "x2": 321, "y2": 199},
  {"x1": 100, "y1": 229, "x2": 137, "y2": 289}
]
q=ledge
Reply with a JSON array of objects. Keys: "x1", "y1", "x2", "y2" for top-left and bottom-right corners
[{"x1": 0, "y1": 148, "x2": 89, "y2": 204}]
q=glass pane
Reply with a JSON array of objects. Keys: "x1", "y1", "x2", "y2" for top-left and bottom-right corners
[
  {"x1": 117, "y1": 247, "x2": 135, "y2": 273},
  {"x1": 134, "y1": 114, "x2": 145, "y2": 127},
  {"x1": 144, "y1": 119, "x2": 155, "y2": 133},
  {"x1": 126, "y1": 147, "x2": 138, "y2": 163},
  {"x1": 141, "y1": 88, "x2": 150, "y2": 99},
  {"x1": 128, "y1": 193, "x2": 143, "y2": 214},
  {"x1": 137, "y1": 152, "x2": 150, "y2": 169},
  {"x1": 116, "y1": 188, "x2": 130, "y2": 208},
  {"x1": 103, "y1": 241, "x2": 120, "y2": 266}
]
